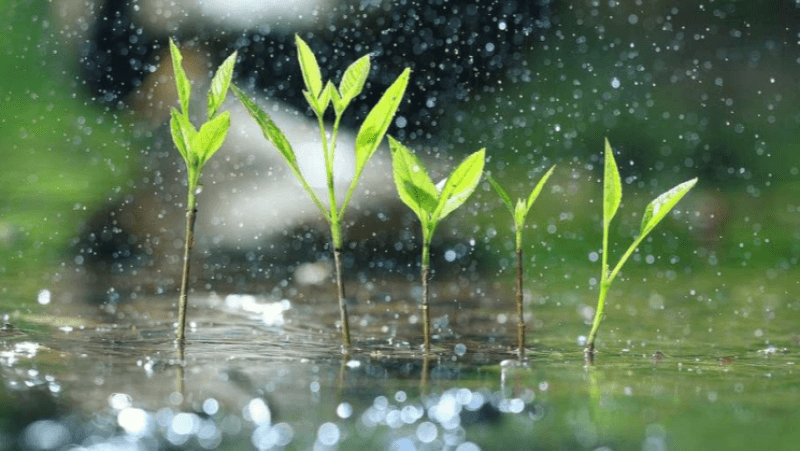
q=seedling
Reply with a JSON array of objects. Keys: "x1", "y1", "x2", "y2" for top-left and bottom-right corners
[
  {"x1": 585, "y1": 138, "x2": 697, "y2": 363},
  {"x1": 232, "y1": 35, "x2": 410, "y2": 346},
  {"x1": 486, "y1": 165, "x2": 555, "y2": 361},
  {"x1": 168, "y1": 39, "x2": 237, "y2": 342},
  {"x1": 389, "y1": 138, "x2": 485, "y2": 353}
]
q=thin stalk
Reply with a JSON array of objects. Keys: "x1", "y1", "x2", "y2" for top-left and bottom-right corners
[
  {"x1": 516, "y1": 248, "x2": 525, "y2": 361},
  {"x1": 333, "y1": 246, "x2": 350, "y2": 346},
  {"x1": 176, "y1": 341, "x2": 186, "y2": 396},
  {"x1": 421, "y1": 228, "x2": 432, "y2": 354},
  {"x1": 177, "y1": 186, "x2": 198, "y2": 342},
  {"x1": 585, "y1": 231, "x2": 648, "y2": 363},
  {"x1": 585, "y1": 214, "x2": 612, "y2": 362},
  {"x1": 585, "y1": 281, "x2": 609, "y2": 364},
  {"x1": 313, "y1": 112, "x2": 352, "y2": 347},
  {"x1": 420, "y1": 355, "x2": 430, "y2": 392}
]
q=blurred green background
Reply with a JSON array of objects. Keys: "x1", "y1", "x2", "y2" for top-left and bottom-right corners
[{"x1": 0, "y1": 0, "x2": 798, "y2": 313}]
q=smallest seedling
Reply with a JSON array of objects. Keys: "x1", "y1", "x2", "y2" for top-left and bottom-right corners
[
  {"x1": 169, "y1": 39, "x2": 237, "y2": 342},
  {"x1": 585, "y1": 138, "x2": 697, "y2": 363},
  {"x1": 390, "y1": 137, "x2": 485, "y2": 353},
  {"x1": 487, "y1": 165, "x2": 555, "y2": 361}
]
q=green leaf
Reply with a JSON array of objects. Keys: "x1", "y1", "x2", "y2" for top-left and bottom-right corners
[
  {"x1": 318, "y1": 81, "x2": 334, "y2": 113},
  {"x1": 330, "y1": 85, "x2": 344, "y2": 116},
  {"x1": 525, "y1": 165, "x2": 556, "y2": 213},
  {"x1": 207, "y1": 50, "x2": 238, "y2": 118},
  {"x1": 389, "y1": 136, "x2": 439, "y2": 222},
  {"x1": 192, "y1": 111, "x2": 230, "y2": 166},
  {"x1": 169, "y1": 38, "x2": 192, "y2": 115},
  {"x1": 639, "y1": 177, "x2": 698, "y2": 237},
  {"x1": 486, "y1": 174, "x2": 514, "y2": 214},
  {"x1": 231, "y1": 85, "x2": 299, "y2": 172},
  {"x1": 295, "y1": 34, "x2": 323, "y2": 98},
  {"x1": 169, "y1": 108, "x2": 191, "y2": 163},
  {"x1": 303, "y1": 90, "x2": 322, "y2": 115},
  {"x1": 435, "y1": 148, "x2": 485, "y2": 220},
  {"x1": 339, "y1": 54, "x2": 370, "y2": 104},
  {"x1": 354, "y1": 68, "x2": 411, "y2": 175},
  {"x1": 171, "y1": 109, "x2": 197, "y2": 164},
  {"x1": 603, "y1": 138, "x2": 622, "y2": 228}
]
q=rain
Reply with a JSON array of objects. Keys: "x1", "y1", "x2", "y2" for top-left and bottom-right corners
[{"x1": 1, "y1": 0, "x2": 800, "y2": 449}]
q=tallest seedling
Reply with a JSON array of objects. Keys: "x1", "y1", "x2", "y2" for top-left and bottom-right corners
[
  {"x1": 169, "y1": 39, "x2": 238, "y2": 341},
  {"x1": 233, "y1": 36, "x2": 410, "y2": 346},
  {"x1": 585, "y1": 138, "x2": 697, "y2": 363}
]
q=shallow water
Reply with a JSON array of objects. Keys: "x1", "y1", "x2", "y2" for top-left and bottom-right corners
[{"x1": 2, "y1": 270, "x2": 799, "y2": 450}]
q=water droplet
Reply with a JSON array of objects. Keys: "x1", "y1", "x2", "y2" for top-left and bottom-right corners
[
  {"x1": 37, "y1": 289, "x2": 51, "y2": 305},
  {"x1": 454, "y1": 343, "x2": 467, "y2": 356},
  {"x1": 611, "y1": 77, "x2": 621, "y2": 89},
  {"x1": 336, "y1": 402, "x2": 353, "y2": 419}
]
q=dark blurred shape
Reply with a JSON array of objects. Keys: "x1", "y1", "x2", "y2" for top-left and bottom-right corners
[
  {"x1": 80, "y1": 0, "x2": 552, "y2": 143},
  {"x1": 81, "y1": 0, "x2": 155, "y2": 105}
]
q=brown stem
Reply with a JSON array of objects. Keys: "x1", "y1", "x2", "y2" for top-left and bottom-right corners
[
  {"x1": 420, "y1": 355, "x2": 430, "y2": 391},
  {"x1": 177, "y1": 198, "x2": 197, "y2": 342},
  {"x1": 333, "y1": 247, "x2": 351, "y2": 346},
  {"x1": 421, "y1": 265, "x2": 431, "y2": 354},
  {"x1": 176, "y1": 341, "x2": 186, "y2": 396},
  {"x1": 516, "y1": 248, "x2": 525, "y2": 361},
  {"x1": 337, "y1": 351, "x2": 350, "y2": 395}
]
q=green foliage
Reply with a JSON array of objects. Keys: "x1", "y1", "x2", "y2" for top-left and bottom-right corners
[
  {"x1": 169, "y1": 38, "x2": 236, "y2": 191},
  {"x1": 233, "y1": 35, "x2": 411, "y2": 345},
  {"x1": 233, "y1": 35, "x2": 410, "y2": 239},
  {"x1": 586, "y1": 138, "x2": 698, "y2": 358},
  {"x1": 603, "y1": 138, "x2": 622, "y2": 229},
  {"x1": 390, "y1": 138, "x2": 485, "y2": 246},
  {"x1": 487, "y1": 166, "x2": 555, "y2": 249},
  {"x1": 169, "y1": 38, "x2": 237, "y2": 341}
]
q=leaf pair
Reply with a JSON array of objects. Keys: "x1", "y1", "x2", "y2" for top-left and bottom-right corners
[
  {"x1": 602, "y1": 137, "x2": 698, "y2": 283},
  {"x1": 586, "y1": 137, "x2": 698, "y2": 360},
  {"x1": 296, "y1": 36, "x2": 371, "y2": 117},
  {"x1": 389, "y1": 137, "x2": 485, "y2": 238},
  {"x1": 487, "y1": 166, "x2": 555, "y2": 241},
  {"x1": 233, "y1": 36, "x2": 410, "y2": 220},
  {"x1": 168, "y1": 38, "x2": 237, "y2": 184}
]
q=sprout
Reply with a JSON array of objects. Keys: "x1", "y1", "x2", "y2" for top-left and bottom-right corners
[
  {"x1": 390, "y1": 138, "x2": 485, "y2": 353},
  {"x1": 584, "y1": 138, "x2": 697, "y2": 364},
  {"x1": 232, "y1": 36, "x2": 410, "y2": 346},
  {"x1": 168, "y1": 39, "x2": 237, "y2": 342},
  {"x1": 486, "y1": 165, "x2": 555, "y2": 361}
]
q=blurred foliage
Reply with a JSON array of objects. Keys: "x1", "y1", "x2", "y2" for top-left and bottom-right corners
[
  {"x1": 0, "y1": 0, "x2": 798, "y2": 311},
  {"x1": 0, "y1": 0, "x2": 134, "y2": 308}
]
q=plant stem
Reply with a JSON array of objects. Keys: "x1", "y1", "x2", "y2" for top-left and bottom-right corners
[
  {"x1": 585, "y1": 280, "x2": 609, "y2": 364},
  {"x1": 585, "y1": 211, "x2": 612, "y2": 362},
  {"x1": 177, "y1": 187, "x2": 198, "y2": 342},
  {"x1": 516, "y1": 248, "x2": 525, "y2": 361},
  {"x1": 421, "y1": 230, "x2": 432, "y2": 354},
  {"x1": 333, "y1": 244, "x2": 351, "y2": 346}
]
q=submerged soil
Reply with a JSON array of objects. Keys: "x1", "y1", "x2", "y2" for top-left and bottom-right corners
[{"x1": 2, "y1": 269, "x2": 799, "y2": 450}]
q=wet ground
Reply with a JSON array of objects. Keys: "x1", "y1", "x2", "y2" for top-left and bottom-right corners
[{"x1": 1, "y1": 269, "x2": 799, "y2": 450}]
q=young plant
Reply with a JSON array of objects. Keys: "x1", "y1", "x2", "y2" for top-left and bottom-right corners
[
  {"x1": 168, "y1": 39, "x2": 237, "y2": 341},
  {"x1": 585, "y1": 138, "x2": 697, "y2": 363},
  {"x1": 389, "y1": 137, "x2": 485, "y2": 353},
  {"x1": 486, "y1": 165, "x2": 555, "y2": 361},
  {"x1": 232, "y1": 35, "x2": 410, "y2": 346}
]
